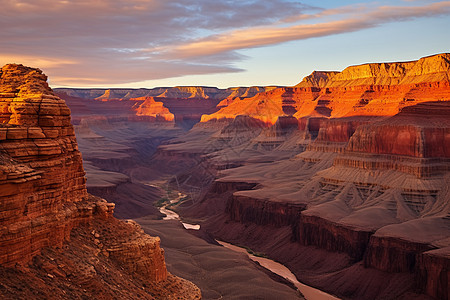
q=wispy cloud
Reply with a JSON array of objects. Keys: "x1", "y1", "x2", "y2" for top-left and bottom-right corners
[
  {"x1": 0, "y1": 0, "x2": 448, "y2": 86},
  {"x1": 160, "y1": 1, "x2": 450, "y2": 58},
  {"x1": 0, "y1": 0, "x2": 310, "y2": 85}
]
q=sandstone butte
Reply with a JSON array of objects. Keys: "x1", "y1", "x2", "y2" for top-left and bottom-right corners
[
  {"x1": 132, "y1": 96, "x2": 175, "y2": 122},
  {"x1": 201, "y1": 53, "x2": 450, "y2": 125},
  {"x1": 0, "y1": 64, "x2": 201, "y2": 299}
]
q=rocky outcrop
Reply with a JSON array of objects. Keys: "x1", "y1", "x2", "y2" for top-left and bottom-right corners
[
  {"x1": 363, "y1": 235, "x2": 436, "y2": 273},
  {"x1": 227, "y1": 195, "x2": 305, "y2": 227},
  {"x1": 295, "y1": 71, "x2": 339, "y2": 88},
  {"x1": 201, "y1": 87, "x2": 321, "y2": 125},
  {"x1": 132, "y1": 96, "x2": 175, "y2": 122},
  {"x1": 0, "y1": 64, "x2": 88, "y2": 266},
  {"x1": 99, "y1": 218, "x2": 168, "y2": 282},
  {"x1": 327, "y1": 102, "x2": 450, "y2": 181},
  {"x1": 301, "y1": 53, "x2": 450, "y2": 88}
]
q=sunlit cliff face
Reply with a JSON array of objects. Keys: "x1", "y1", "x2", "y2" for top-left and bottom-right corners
[{"x1": 201, "y1": 53, "x2": 450, "y2": 125}]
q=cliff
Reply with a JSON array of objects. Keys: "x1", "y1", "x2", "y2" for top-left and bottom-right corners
[
  {"x1": 0, "y1": 64, "x2": 88, "y2": 266},
  {"x1": 175, "y1": 97, "x2": 449, "y2": 299},
  {"x1": 346, "y1": 102, "x2": 450, "y2": 159},
  {"x1": 0, "y1": 64, "x2": 201, "y2": 299},
  {"x1": 300, "y1": 53, "x2": 450, "y2": 88},
  {"x1": 201, "y1": 53, "x2": 450, "y2": 124}
]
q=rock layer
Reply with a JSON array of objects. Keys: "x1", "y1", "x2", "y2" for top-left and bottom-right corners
[{"x1": 0, "y1": 64, "x2": 88, "y2": 266}]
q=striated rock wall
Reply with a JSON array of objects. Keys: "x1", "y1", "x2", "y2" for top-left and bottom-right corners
[
  {"x1": 347, "y1": 102, "x2": 450, "y2": 159},
  {"x1": 227, "y1": 195, "x2": 305, "y2": 227},
  {"x1": 363, "y1": 235, "x2": 436, "y2": 273},
  {"x1": 295, "y1": 214, "x2": 373, "y2": 261},
  {"x1": 0, "y1": 64, "x2": 88, "y2": 266},
  {"x1": 332, "y1": 101, "x2": 450, "y2": 179},
  {"x1": 417, "y1": 247, "x2": 450, "y2": 300}
]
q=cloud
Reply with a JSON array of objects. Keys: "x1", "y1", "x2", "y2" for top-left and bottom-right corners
[
  {"x1": 0, "y1": 0, "x2": 310, "y2": 86},
  {"x1": 0, "y1": 0, "x2": 449, "y2": 86},
  {"x1": 160, "y1": 1, "x2": 450, "y2": 58}
]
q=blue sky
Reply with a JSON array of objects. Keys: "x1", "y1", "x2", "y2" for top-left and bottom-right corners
[{"x1": 0, "y1": 0, "x2": 449, "y2": 88}]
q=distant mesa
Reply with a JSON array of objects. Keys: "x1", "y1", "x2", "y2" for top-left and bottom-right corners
[{"x1": 55, "y1": 85, "x2": 276, "y2": 101}]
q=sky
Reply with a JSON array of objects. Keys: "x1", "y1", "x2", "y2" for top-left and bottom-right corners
[{"x1": 0, "y1": 0, "x2": 449, "y2": 88}]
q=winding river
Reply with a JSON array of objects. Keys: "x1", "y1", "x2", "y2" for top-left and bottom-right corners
[
  {"x1": 217, "y1": 241, "x2": 339, "y2": 300},
  {"x1": 156, "y1": 187, "x2": 340, "y2": 300}
]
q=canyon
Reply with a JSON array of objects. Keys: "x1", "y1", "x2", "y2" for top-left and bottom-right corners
[{"x1": 1, "y1": 52, "x2": 449, "y2": 300}]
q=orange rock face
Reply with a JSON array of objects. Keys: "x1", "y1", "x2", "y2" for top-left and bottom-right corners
[
  {"x1": 201, "y1": 87, "x2": 320, "y2": 125},
  {"x1": 132, "y1": 96, "x2": 175, "y2": 121},
  {"x1": 202, "y1": 53, "x2": 450, "y2": 124},
  {"x1": 0, "y1": 64, "x2": 89, "y2": 266},
  {"x1": 347, "y1": 102, "x2": 450, "y2": 158}
]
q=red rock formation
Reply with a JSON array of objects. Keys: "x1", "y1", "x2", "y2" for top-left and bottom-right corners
[
  {"x1": 227, "y1": 194, "x2": 305, "y2": 227},
  {"x1": 0, "y1": 64, "x2": 88, "y2": 266},
  {"x1": 328, "y1": 101, "x2": 450, "y2": 179},
  {"x1": 295, "y1": 71, "x2": 339, "y2": 88},
  {"x1": 347, "y1": 102, "x2": 450, "y2": 158},
  {"x1": 202, "y1": 53, "x2": 450, "y2": 125},
  {"x1": 417, "y1": 247, "x2": 450, "y2": 300},
  {"x1": 201, "y1": 87, "x2": 320, "y2": 125},
  {"x1": 132, "y1": 96, "x2": 175, "y2": 121}
]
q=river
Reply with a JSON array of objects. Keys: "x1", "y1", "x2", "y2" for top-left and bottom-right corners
[
  {"x1": 156, "y1": 188, "x2": 201, "y2": 230},
  {"x1": 217, "y1": 241, "x2": 340, "y2": 300},
  {"x1": 155, "y1": 186, "x2": 339, "y2": 300}
]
